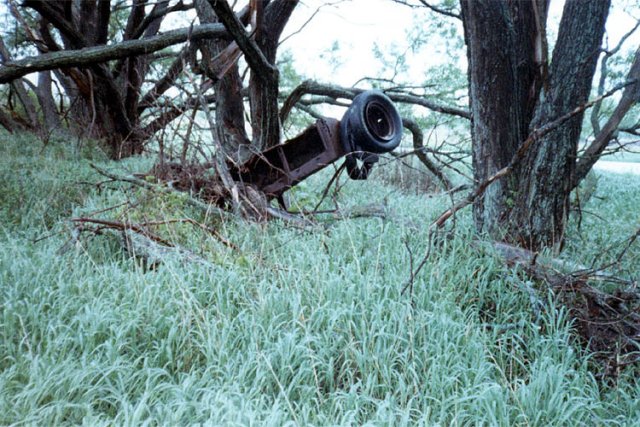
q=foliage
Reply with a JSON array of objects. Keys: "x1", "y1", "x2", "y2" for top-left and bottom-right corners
[{"x1": 1, "y1": 132, "x2": 639, "y2": 425}]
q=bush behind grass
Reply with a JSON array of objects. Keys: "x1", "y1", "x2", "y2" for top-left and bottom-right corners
[{"x1": 1, "y1": 130, "x2": 639, "y2": 425}]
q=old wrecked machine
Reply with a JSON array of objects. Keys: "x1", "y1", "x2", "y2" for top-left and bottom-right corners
[{"x1": 231, "y1": 90, "x2": 404, "y2": 205}]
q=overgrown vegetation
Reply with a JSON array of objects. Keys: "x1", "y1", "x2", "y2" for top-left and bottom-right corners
[{"x1": 1, "y1": 131, "x2": 639, "y2": 425}]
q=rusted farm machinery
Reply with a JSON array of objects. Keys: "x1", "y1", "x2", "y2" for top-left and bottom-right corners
[{"x1": 231, "y1": 90, "x2": 403, "y2": 202}]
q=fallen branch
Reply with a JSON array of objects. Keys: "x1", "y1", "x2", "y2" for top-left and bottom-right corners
[
  {"x1": 488, "y1": 240, "x2": 640, "y2": 381},
  {"x1": 89, "y1": 163, "x2": 229, "y2": 219},
  {"x1": 320, "y1": 204, "x2": 388, "y2": 221},
  {"x1": 265, "y1": 203, "x2": 390, "y2": 229},
  {"x1": 265, "y1": 206, "x2": 317, "y2": 228},
  {"x1": 71, "y1": 217, "x2": 173, "y2": 246},
  {"x1": 121, "y1": 229, "x2": 214, "y2": 268},
  {"x1": 70, "y1": 217, "x2": 221, "y2": 268}
]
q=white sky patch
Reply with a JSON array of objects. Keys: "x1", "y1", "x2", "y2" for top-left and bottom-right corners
[
  {"x1": 281, "y1": 0, "x2": 418, "y2": 87},
  {"x1": 281, "y1": 0, "x2": 639, "y2": 88}
]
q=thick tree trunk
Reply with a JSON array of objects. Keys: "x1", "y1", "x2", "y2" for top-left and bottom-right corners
[
  {"x1": 461, "y1": 0, "x2": 610, "y2": 251},
  {"x1": 461, "y1": 0, "x2": 546, "y2": 238},
  {"x1": 510, "y1": 0, "x2": 609, "y2": 250},
  {"x1": 209, "y1": 0, "x2": 297, "y2": 152},
  {"x1": 248, "y1": 0, "x2": 298, "y2": 151},
  {"x1": 21, "y1": 0, "x2": 218, "y2": 159}
]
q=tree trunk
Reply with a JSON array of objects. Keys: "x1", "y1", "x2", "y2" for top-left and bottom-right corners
[
  {"x1": 461, "y1": 0, "x2": 610, "y2": 251},
  {"x1": 195, "y1": 0, "x2": 250, "y2": 162},
  {"x1": 510, "y1": 0, "x2": 609, "y2": 250},
  {"x1": 248, "y1": 0, "x2": 298, "y2": 151},
  {"x1": 461, "y1": 0, "x2": 546, "y2": 240},
  {"x1": 36, "y1": 71, "x2": 61, "y2": 131}
]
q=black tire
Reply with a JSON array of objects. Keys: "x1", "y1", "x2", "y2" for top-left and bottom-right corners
[{"x1": 340, "y1": 90, "x2": 402, "y2": 154}]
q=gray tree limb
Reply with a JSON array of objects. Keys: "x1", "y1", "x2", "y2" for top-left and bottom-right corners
[
  {"x1": 574, "y1": 46, "x2": 640, "y2": 187},
  {"x1": 401, "y1": 118, "x2": 453, "y2": 190},
  {"x1": 280, "y1": 79, "x2": 470, "y2": 123},
  {"x1": 0, "y1": 23, "x2": 227, "y2": 83}
]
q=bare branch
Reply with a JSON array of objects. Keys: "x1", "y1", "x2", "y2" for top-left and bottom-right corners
[
  {"x1": 208, "y1": 0, "x2": 278, "y2": 82},
  {"x1": 0, "y1": 23, "x2": 227, "y2": 83},
  {"x1": 418, "y1": 0, "x2": 461, "y2": 19},
  {"x1": 620, "y1": 121, "x2": 640, "y2": 136},
  {"x1": 401, "y1": 118, "x2": 452, "y2": 190},
  {"x1": 591, "y1": 20, "x2": 640, "y2": 134},
  {"x1": 392, "y1": 0, "x2": 461, "y2": 19},
  {"x1": 574, "y1": 46, "x2": 640, "y2": 187},
  {"x1": 137, "y1": 47, "x2": 191, "y2": 112},
  {"x1": 130, "y1": 1, "x2": 195, "y2": 40},
  {"x1": 280, "y1": 80, "x2": 470, "y2": 123},
  {"x1": 278, "y1": 1, "x2": 345, "y2": 46}
]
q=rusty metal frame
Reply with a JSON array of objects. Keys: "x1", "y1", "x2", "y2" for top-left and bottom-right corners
[{"x1": 232, "y1": 118, "x2": 347, "y2": 199}]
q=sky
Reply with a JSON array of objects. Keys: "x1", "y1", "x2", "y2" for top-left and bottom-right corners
[
  {"x1": 281, "y1": 0, "x2": 420, "y2": 86},
  {"x1": 279, "y1": 0, "x2": 640, "y2": 89}
]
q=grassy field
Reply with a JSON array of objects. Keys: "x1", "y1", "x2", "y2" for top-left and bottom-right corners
[{"x1": 1, "y1": 130, "x2": 639, "y2": 425}]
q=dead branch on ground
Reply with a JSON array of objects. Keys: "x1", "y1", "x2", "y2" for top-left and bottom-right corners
[
  {"x1": 490, "y1": 239, "x2": 640, "y2": 382},
  {"x1": 89, "y1": 163, "x2": 229, "y2": 219},
  {"x1": 68, "y1": 216, "x2": 236, "y2": 268}
]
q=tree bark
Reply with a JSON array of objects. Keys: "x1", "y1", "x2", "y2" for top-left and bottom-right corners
[
  {"x1": 209, "y1": 0, "x2": 293, "y2": 152},
  {"x1": 461, "y1": 0, "x2": 611, "y2": 251},
  {"x1": 510, "y1": 0, "x2": 610, "y2": 250},
  {"x1": 249, "y1": 0, "x2": 298, "y2": 150},
  {"x1": 36, "y1": 71, "x2": 61, "y2": 131},
  {"x1": 461, "y1": 0, "x2": 546, "y2": 239}
]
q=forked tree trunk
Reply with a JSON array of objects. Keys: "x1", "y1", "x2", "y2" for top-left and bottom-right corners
[{"x1": 461, "y1": 0, "x2": 610, "y2": 251}]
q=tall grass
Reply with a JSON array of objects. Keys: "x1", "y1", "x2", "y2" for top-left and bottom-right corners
[{"x1": 1, "y1": 130, "x2": 639, "y2": 425}]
